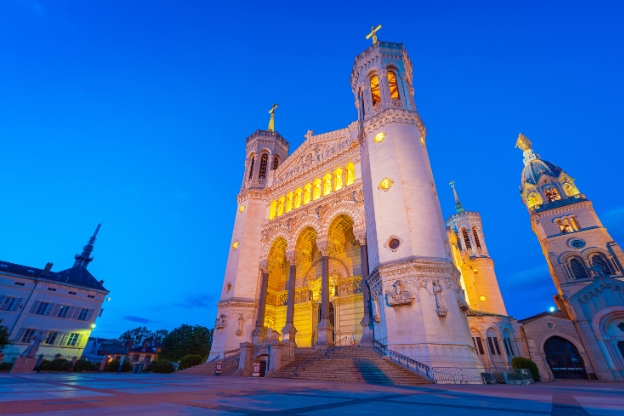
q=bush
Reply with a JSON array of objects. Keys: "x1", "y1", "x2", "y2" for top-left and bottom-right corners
[
  {"x1": 49, "y1": 359, "x2": 69, "y2": 371},
  {"x1": 512, "y1": 357, "x2": 540, "y2": 381},
  {"x1": 37, "y1": 359, "x2": 51, "y2": 371},
  {"x1": 61, "y1": 360, "x2": 73, "y2": 371},
  {"x1": 178, "y1": 354, "x2": 203, "y2": 371},
  {"x1": 146, "y1": 360, "x2": 174, "y2": 374},
  {"x1": 0, "y1": 362, "x2": 13, "y2": 371},
  {"x1": 105, "y1": 359, "x2": 131, "y2": 373},
  {"x1": 91, "y1": 362, "x2": 100, "y2": 371},
  {"x1": 73, "y1": 359, "x2": 92, "y2": 372}
]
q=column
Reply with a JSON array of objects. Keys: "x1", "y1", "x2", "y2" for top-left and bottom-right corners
[
  {"x1": 282, "y1": 251, "x2": 297, "y2": 345},
  {"x1": 252, "y1": 265, "x2": 269, "y2": 344},
  {"x1": 357, "y1": 232, "x2": 374, "y2": 346},
  {"x1": 315, "y1": 241, "x2": 333, "y2": 348}
]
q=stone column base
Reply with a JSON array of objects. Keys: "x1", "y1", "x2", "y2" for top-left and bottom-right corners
[
  {"x1": 252, "y1": 326, "x2": 267, "y2": 344},
  {"x1": 10, "y1": 357, "x2": 36, "y2": 374},
  {"x1": 315, "y1": 319, "x2": 334, "y2": 348},
  {"x1": 281, "y1": 324, "x2": 297, "y2": 346}
]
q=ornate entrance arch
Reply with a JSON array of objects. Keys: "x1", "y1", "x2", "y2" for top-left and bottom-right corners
[{"x1": 544, "y1": 336, "x2": 588, "y2": 380}]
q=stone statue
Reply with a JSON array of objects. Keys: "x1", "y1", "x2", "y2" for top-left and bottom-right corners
[
  {"x1": 262, "y1": 328, "x2": 281, "y2": 343},
  {"x1": 215, "y1": 314, "x2": 227, "y2": 330},
  {"x1": 236, "y1": 314, "x2": 245, "y2": 336},
  {"x1": 432, "y1": 279, "x2": 448, "y2": 317},
  {"x1": 20, "y1": 331, "x2": 43, "y2": 358}
]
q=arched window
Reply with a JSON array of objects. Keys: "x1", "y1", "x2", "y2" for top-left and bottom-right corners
[
  {"x1": 387, "y1": 70, "x2": 400, "y2": 101},
  {"x1": 563, "y1": 183, "x2": 580, "y2": 197},
  {"x1": 259, "y1": 153, "x2": 269, "y2": 179},
  {"x1": 277, "y1": 196, "x2": 285, "y2": 216},
  {"x1": 345, "y1": 162, "x2": 355, "y2": 186},
  {"x1": 294, "y1": 188, "x2": 302, "y2": 209},
  {"x1": 303, "y1": 183, "x2": 312, "y2": 204},
  {"x1": 323, "y1": 173, "x2": 332, "y2": 196},
  {"x1": 472, "y1": 227, "x2": 482, "y2": 249},
  {"x1": 272, "y1": 156, "x2": 280, "y2": 170},
  {"x1": 527, "y1": 192, "x2": 542, "y2": 209},
  {"x1": 333, "y1": 168, "x2": 343, "y2": 192},
  {"x1": 570, "y1": 258, "x2": 589, "y2": 279},
  {"x1": 285, "y1": 192, "x2": 293, "y2": 213},
  {"x1": 269, "y1": 200, "x2": 277, "y2": 220},
  {"x1": 312, "y1": 178, "x2": 322, "y2": 200},
  {"x1": 461, "y1": 228, "x2": 472, "y2": 251},
  {"x1": 370, "y1": 74, "x2": 381, "y2": 107},
  {"x1": 591, "y1": 254, "x2": 612, "y2": 276},
  {"x1": 248, "y1": 154, "x2": 255, "y2": 179},
  {"x1": 544, "y1": 187, "x2": 561, "y2": 202}
]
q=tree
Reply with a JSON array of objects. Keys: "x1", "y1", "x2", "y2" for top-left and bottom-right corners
[
  {"x1": 159, "y1": 324, "x2": 213, "y2": 361},
  {"x1": 0, "y1": 319, "x2": 11, "y2": 351},
  {"x1": 118, "y1": 326, "x2": 154, "y2": 346},
  {"x1": 153, "y1": 329, "x2": 169, "y2": 344}
]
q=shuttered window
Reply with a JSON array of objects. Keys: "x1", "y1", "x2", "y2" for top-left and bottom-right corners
[
  {"x1": 21, "y1": 328, "x2": 36, "y2": 343},
  {"x1": 475, "y1": 337, "x2": 485, "y2": 355},
  {"x1": 461, "y1": 228, "x2": 472, "y2": 250},
  {"x1": 370, "y1": 75, "x2": 381, "y2": 106},
  {"x1": 387, "y1": 71, "x2": 400, "y2": 101},
  {"x1": 591, "y1": 255, "x2": 611, "y2": 275},
  {"x1": 570, "y1": 258, "x2": 589, "y2": 279},
  {"x1": 487, "y1": 337, "x2": 496, "y2": 355},
  {"x1": 248, "y1": 155, "x2": 255, "y2": 179},
  {"x1": 259, "y1": 153, "x2": 269, "y2": 179},
  {"x1": 472, "y1": 227, "x2": 482, "y2": 249},
  {"x1": 493, "y1": 337, "x2": 502, "y2": 355}
]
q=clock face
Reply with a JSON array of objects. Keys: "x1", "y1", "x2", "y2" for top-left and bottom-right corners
[{"x1": 570, "y1": 239, "x2": 586, "y2": 249}]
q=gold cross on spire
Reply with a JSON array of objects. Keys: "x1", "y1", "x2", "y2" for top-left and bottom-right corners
[
  {"x1": 268, "y1": 104, "x2": 278, "y2": 132},
  {"x1": 366, "y1": 25, "x2": 382, "y2": 44}
]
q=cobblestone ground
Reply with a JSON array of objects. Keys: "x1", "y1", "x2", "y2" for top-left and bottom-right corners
[{"x1": 0, "y1": 373, "x2": 623, "y2": 415}]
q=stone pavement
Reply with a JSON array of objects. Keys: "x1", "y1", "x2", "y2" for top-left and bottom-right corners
[{"x1": 0, "y1": 374, "x2": 623, "y2": 415}]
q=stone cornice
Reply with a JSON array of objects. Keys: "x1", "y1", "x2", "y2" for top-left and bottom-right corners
[
  {"x1": 362, "y1": 108, "x2": 426, "y2": 140},
  {"x1": 217, "y1": 299, "x2": 258, "y2": 309},
  {"x1": 368, "y1": 256, "x2": 460, "y2": 291},
  {"x1": 531, "y1": 200, "x2": 593, "y2": 219},
  {"x1": 237, "y1": 189, "x2": 269, "y2": 205}
]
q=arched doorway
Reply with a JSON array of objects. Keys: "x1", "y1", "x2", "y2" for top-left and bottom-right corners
[{"x1": 544, "y1": 336, "x2": 588, "y2": 380}]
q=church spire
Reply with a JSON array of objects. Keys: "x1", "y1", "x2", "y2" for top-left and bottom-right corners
[
  {"x1": 73, "y1": 223, "x2": 102, "y2": 269},
  {"x1": 449, "y1": 180, "x2": 464, "y2": 214}
]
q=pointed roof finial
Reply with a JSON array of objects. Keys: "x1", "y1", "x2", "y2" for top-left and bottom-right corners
[
  {"x1": 268, "y1": 104, "x2": 278, "y2": 132},
  {"x1": 73, "y1": 223, "x2": 103, "y2": 269},
  {"x1": 515, "y1": 133, "x2": 532, "y2": 151},
  {"x1": 449, "y1": 180, "x2": 464, "y2": 214}
]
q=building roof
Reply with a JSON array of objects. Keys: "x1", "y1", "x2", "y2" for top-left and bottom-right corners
[
  {"x1": 517, "y1": 309, "x2": 568, "y2": 324},
  {"x1": 521, "y1": 159, "x2": 563, "y2": 186},
  {"x1": 128, "y1": 345, "x2": 161, "y2": 354},
  {"x1": 0, "y1": 260, "x2": 107, "y2": 292},
  {"x1": 467, "y1": 309, "x2": 512, "y2": 319}
]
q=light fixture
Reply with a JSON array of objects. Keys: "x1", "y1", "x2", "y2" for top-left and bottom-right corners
[
  {"x1": 232, "y1": 241, "x2": 239, "y2": 249},
  {"x1": 239, "y1": 205, "x2": 245, "y2": 212},
  {"x1": 373, "y1": 132, "x2": 386, "y2": 143},
  {"x1": 106, "y1": 297, "x2": 111, "y2": 301},
  {"x1": 420, "y1": 136, "x2": 426, "y2": 147},
  {"x1": 549, "y1": 307, "x2": 555, "y2": 313},
  {"x1": 479, "y1": 296, "x2": 487, "y2": 302},
  {"x1": 379, "y1": 178, "x2": 393, "y2": 191},
  {"x1": 91, "y1": 323, "x2": 96, "y2": 329}
]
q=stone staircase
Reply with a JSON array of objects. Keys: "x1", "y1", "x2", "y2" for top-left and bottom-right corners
[
  {"x1": 176, "y1": 355, "x2": 240, "y2": 376},
  {"x1": 270, "y1": 346, "x2": 432, "y2": 385}
]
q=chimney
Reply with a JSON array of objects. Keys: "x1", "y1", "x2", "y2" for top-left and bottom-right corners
[
  {"x1": 99, "y1": 280, "x2": 105, "y2": 285},
  {"x1": 42, "y1": 262, "x2": 53, "y2": 275}
]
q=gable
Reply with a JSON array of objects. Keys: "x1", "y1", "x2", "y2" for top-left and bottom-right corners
[{"x1": 572, "y1": 277, "x2": 624, "y2": 307}]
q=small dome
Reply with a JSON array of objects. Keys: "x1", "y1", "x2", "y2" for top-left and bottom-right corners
[{"x1": 522, "y1": 159, "x2": 562, "y2": 185}]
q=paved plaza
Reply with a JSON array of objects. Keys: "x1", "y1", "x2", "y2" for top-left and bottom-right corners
[{"x1": 0, "y1": 374, "x2": 623, "y2": 415}]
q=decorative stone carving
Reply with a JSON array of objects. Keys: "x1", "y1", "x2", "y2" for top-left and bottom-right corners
[
  {"x1": 236, "y1": 314, "x2": 245, "y2": 336},
  {"x1": 215, "y1": 314, "x2": 227, "y2": 330},
  {"x1": 456, "y1": 287, "x2": 469, "y2": 311},
  {"x1": 371, "y1": 292, "x2": 381, "y2": 323},
  {"x1": 262, "y1": 328, "x2": 281, "y2": 343},
  {"x1": 386, "y1": 280, "x2": 415, "y2": 307}
]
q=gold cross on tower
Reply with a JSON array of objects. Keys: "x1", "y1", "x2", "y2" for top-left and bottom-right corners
[
  {"x1": 268, "y1": 103, "x2": 278, "y2": 132},
  {"x1": 366, "y1": 25, "x2": 382, "y2": 44}
]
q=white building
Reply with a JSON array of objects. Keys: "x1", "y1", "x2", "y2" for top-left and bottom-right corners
[{"x1": 0, "y1": 225, "x2": 109, "y2": 359}]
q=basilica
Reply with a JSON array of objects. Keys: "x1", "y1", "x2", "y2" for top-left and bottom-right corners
[{"x1": 209, "y1": 36, "x2": 624, "y2": 382}]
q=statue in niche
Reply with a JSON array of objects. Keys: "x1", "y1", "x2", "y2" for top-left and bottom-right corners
[
  {"x1": 456, "y1": 286, "x2": 470, "y2": 311},
  {"x1": 432, "y1": 279, "x2": 448, "y2": 317},
  {"x1": 215, "y1": 314, "x2": 227, "y2": 330},
  {"x1": 20, "y1": 330, "x2": 43, "y2": 357},
  {"x1": 371, "y1": 292, "x2": 381, "y2": 323},
  {"x1": 236, "y1": 314, "x2": 245, "y2": 336},
  {"x1": 386, "y1": 280, "x2": 415, "y2": 307}
]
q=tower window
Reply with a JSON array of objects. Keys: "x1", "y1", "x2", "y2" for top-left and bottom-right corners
[
  {"x1": 563, "y1": 183, "x2": 580, "y2": 197},
  {"x1": 259, "y1": 154, "x2": 269, "y2": 179},
  {"x1": 248, "y1": 155, "x2": 255, "y2": 179},
  {"x1": 591, "y1": 254, "x2": 612, "y2": 276},
  {"x1": 570, "y1": 258, "x2": 590, "y2": 280},
  {"x1": 556, "y1": 216, "x2": 579, "y2": 234},
  {"x1": 387, "y1": 71, "x2": 400, "y2": 101},
  {"x1": 472, "y1": 227, "x2": 482, "y2": 249},
  {"x1": 370, "y1": 75, "x2": 381, "y2": 107},
  {"x1": 461, "y1": 228, "x2": 472, "y2": 251},
  {"x1": 527, "y1": 192, "x2": 542, "y2": 209},
  {"x1": 544, "y1": 187, "x2": 561, "y2": 202},
  {"x1": 272, "y1": 156, "x2": 280, "y2": 170}
]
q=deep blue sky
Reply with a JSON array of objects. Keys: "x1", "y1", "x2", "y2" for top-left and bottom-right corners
[{"x1": 1, "y1": 1, "x2": 623, "y2": 338}]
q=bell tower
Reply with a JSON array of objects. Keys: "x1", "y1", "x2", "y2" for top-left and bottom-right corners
[
  {"x1": 209, "y1": 113, "x2": 289, "y2": 360},
  {"x1": 516, "y1": 134, "x2": 624, "y2": 299},
  {"x1": 353, "y1": 38, "x2": 480, "y2": 367}
]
